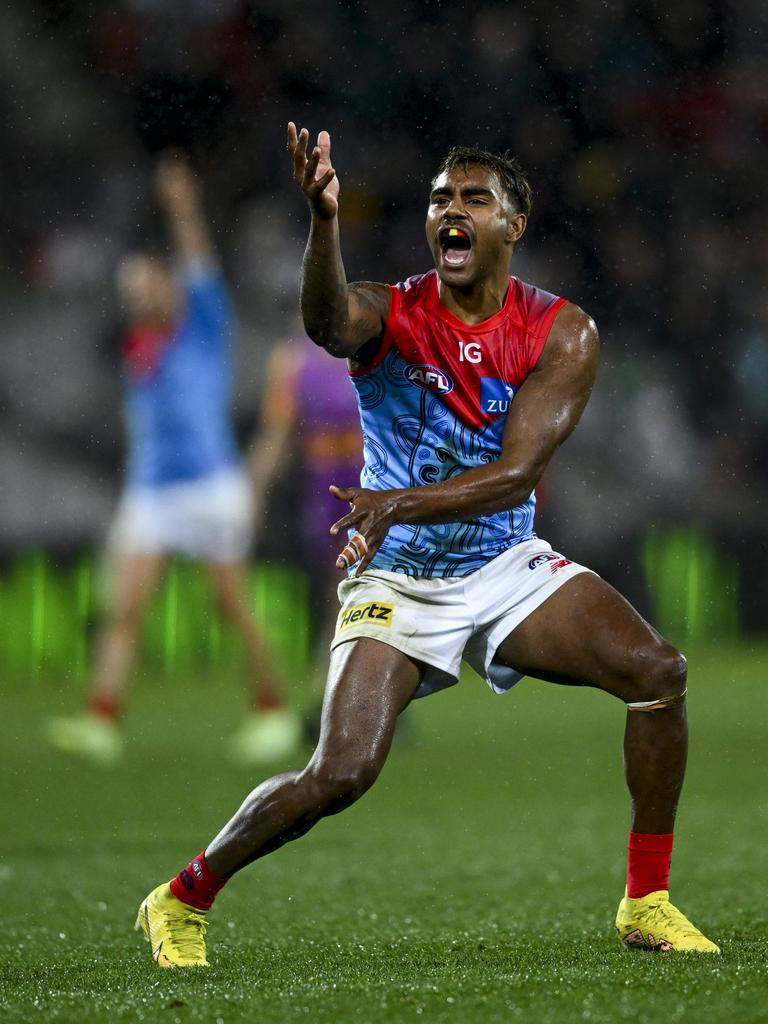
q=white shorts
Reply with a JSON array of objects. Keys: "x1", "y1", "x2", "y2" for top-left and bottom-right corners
[
  {"x1": 108, "y1": 467, "x2": 253, "y2": 564},
  {"x1": 331, "y1": 538, "x2": 595, "y2": 698}
]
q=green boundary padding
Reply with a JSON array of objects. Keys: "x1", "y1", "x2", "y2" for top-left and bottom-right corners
[
  {"x1": 643, "y1": 525, "x2": 740, "y2": 646},
  {"x1": 0, "y1": 531, "x2": 740, "y2": 683},
  {"x1": 0, "y1": 554, "x2": 311, "y2": 686}
]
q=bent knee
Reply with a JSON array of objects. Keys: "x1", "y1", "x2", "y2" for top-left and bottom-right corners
[
  {"x1": 651, "y1": 644, "x2": 688, "y2": 693},
  {"x1": 627, "y1": 643, "x2": 687, "y2": 702},
  {"x1": 306, "y1": 756, "x2": 382, "y2": 809}
]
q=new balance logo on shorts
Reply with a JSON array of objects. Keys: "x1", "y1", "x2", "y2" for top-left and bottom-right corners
[
  {"x1": 528, "y1": 552, "x2": 573, "y2": 574},
  {"x1": 339, "y1": 601, "x2": 394, "y2": 630}
]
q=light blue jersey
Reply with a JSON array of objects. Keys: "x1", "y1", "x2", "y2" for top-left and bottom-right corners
[
  {"x1": 348, "y1": 271, "x2": 565, "y2": 578},
  {"x1": 123, "y1": 267, "x2": 240, "y2": 488}
]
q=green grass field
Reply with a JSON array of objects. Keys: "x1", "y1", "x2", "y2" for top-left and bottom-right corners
[{"x1": 1, "y1": 644, "x2": 766, "y2": 1023}]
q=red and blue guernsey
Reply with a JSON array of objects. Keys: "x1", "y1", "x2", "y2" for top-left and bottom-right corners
[
  {"x1": 349, "y1": 270, "x2": 566, "y2": 578},
  {"x1": 122, "y1": 266, "x2": 240, "y2": 488}
]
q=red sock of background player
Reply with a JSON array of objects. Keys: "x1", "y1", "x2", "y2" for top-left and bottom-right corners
[
  {"x1": 251, "y1": 685, "x2": 282, "y2": 713},
  {"x1": 169, "y1": 851, "x2": 228, "y2": 911},
  {"x1": 627, "y1": 831, "x2": 674, "y2": 898},
  {"x1": 88, "y1": 691, "x2": 121, "y2": 721}
]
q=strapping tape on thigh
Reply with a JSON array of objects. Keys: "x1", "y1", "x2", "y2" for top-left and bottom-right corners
[{"x1": 626, "y1": 688, "x2": 687, "y2": 712}]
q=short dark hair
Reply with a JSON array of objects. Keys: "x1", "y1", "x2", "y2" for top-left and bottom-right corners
[{"x1": 433, "y1": 146, "x2": 533, "y2": 218}]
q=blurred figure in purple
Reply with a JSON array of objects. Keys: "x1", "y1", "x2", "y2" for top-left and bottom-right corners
[{"x1": 249, "y1": 332, "x2": 363, "y2": 675}]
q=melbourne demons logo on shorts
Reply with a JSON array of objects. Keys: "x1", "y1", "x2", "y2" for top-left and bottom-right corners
[
  {"x1": 404, "y1": 363, "x2": 454, "y2": 395},
  {"x1": 528, "y1": 552, "x2": 573, "y2": 574}
]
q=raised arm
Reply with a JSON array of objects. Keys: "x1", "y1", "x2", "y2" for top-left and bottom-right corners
[
  {"x1": 246, "y1": 342, "x2": 300, "y2": 544},
  {"x1": 288, "y1": 123, "x2": 389, "y2": 358},
  {"x1": 155, "y1": 155, "x2": 215, "y2": 267},
  {"x1": 331, "y1": 303, "x2": 599, "y2": 573}
]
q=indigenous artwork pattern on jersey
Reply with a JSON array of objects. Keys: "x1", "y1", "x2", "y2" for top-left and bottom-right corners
[{"x1": 349, "y1": 270, "x2": 565, "y2": 578}]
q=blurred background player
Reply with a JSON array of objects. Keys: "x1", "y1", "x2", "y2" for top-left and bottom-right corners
[
  {"x1": 249, "y1": 332, "x2": 363, "y2": 673},
  {"x1": 248, "y1": 345, "x2": 415, "y2": 743},
  {"x1": 46, "y1": 155, "x2": 300, "y2": 767}
]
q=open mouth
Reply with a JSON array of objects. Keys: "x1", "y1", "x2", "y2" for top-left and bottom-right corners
[{"x1": 438, "y1": 226, "x2": 472, "y2": 267}]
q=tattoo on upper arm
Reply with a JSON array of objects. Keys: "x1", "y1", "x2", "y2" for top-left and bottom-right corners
[
  {"x1": 342, "y1": 283, "x2": 388, "y2": 364},
  {"x1": 348, "y1": 282, "x2": 388, "y2": 327}
]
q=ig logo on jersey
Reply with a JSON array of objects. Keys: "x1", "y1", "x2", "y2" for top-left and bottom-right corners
[
  {"x1": 458, "y1": 340, "x2": 482, "y2": 363},
  {"x1": 405, "y1": 363, "x2": 454, "y2": 395}
]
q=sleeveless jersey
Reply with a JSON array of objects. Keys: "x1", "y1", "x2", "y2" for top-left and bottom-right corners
[
  {"x1": 123, "y1": 267, "x2": 240, "y2": 488},
  {"x1": 348, "y1": 270, "x2": 565, "y2": 577}
]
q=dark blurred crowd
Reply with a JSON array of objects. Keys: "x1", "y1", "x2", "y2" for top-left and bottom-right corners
[{"x1": 0, "y1": 0, "x2": 765, "y2": 621}]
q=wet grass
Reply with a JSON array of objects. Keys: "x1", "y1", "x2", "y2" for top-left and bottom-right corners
[{"x1": 1, "y1": 643, "x2": 766, "y2": 1023}]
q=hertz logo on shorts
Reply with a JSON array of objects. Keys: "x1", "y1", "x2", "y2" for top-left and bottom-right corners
[{"x1": 339, "y1": 601, "x2": 394, "y2": 631}]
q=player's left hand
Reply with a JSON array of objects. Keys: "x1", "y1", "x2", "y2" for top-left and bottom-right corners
[{"x1": 329, "y1": 485, "x2": 397, "y2": 577}]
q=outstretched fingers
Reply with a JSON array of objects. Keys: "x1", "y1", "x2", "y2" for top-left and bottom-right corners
[
  {"x1": 317, "y1": 129, "x2": 332, "y2": 164},
  {"x1": 287, "y1": 122, "x2": 309, "y2": 185},
  {"x1": 287, "y1": 123, "x2": 336, "y2": 198},
  {"x1": 329, "y1": 486, "x2": 360, "y2": 536},
  {"x1": 305, "y1": 152, "x2": 336, "y2": 197},
  {"x1": 303, "y1": 142, "x2": 336, "y2": 201},
  {"x1": 329, "y1": 485, "x2": 388, "y2": 577},
  {"x1": 330, "y1": 486, "x2": 367, "y2": 572}
]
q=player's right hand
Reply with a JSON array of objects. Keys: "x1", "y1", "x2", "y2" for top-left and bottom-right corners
[
  {"x1": 329, "y1": 485, "x2": 396, "y2": 577},
  {"x1": 288, "y1": 123, "x2": 339, "y2": 220}
]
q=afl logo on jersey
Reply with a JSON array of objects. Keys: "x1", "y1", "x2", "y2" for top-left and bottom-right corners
[{"x1": 405, "y1": 363, "x2": 454, "y2": 395}]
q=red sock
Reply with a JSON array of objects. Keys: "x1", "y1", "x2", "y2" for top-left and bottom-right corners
[
  {"x1": 252, "y1": 687, "x2": 282, "y2": 712},
  {"x1": 627, "y1": 831, "x2": 674, "y2": 898},
  {"x1": 169, "y1": 850, "x2": 228, "y2": 911},
  {"x1": 89, "y1": 692, "x2": 120, "y2": 721}
]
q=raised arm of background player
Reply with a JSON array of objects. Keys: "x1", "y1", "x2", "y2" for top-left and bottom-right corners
[
  {"x1": 288, "y1": 123, "x2": 599, "y2": 576},
  {"x1": 155, "y1": 155, "x2": 215, "y2": 267},
  {"x1": 246, "y1": 342, "x2": 300, "y2": 542}
]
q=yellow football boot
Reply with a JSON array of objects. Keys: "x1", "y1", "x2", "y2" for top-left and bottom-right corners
[
  {"x1": 135, "y1": 883, "x2": 209, "y2": 967},
  {"x1": 616, "y1": 890, "x2": 720, "y2": 953}
]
